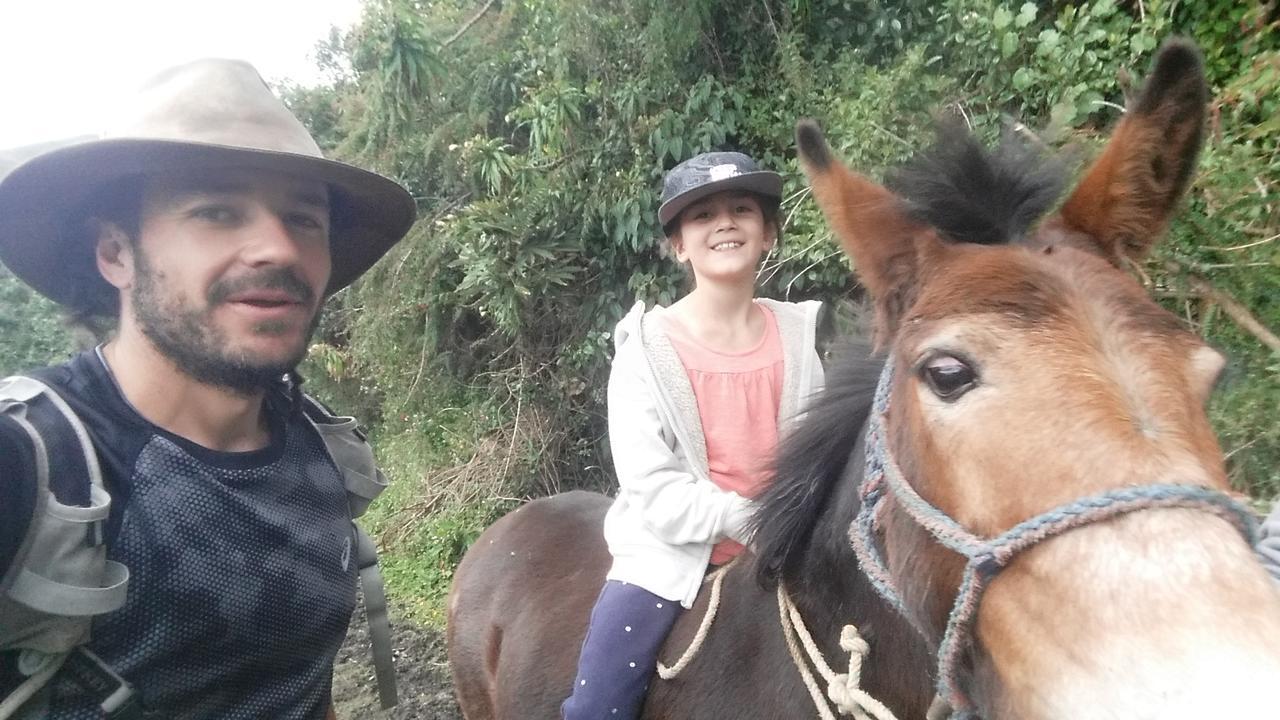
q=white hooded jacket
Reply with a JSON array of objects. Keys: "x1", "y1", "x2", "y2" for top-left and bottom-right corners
[{"x1": 602, "y1": 298, "x2": 824, "y2": 607}]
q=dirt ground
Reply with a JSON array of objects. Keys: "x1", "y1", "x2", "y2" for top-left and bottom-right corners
[{"x1": 332, "y1": 598, "x2": 463, "y2": 720}]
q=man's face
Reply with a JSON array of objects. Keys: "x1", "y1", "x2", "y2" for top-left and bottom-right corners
[{"x1": 121, "y1": 166, "x2": 332, "y2": 393}]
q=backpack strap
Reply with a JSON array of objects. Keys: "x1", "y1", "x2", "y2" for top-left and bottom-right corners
[
  {"x1": 0, "y1": 376, "x2": 136, "y2": 720},
  {"x1": 354, "y1": 527, "x2": 397, "y2": 708},
  {"x1": 300, "y1": 395, "x2": 388, "y2": 518},
  {"x1": 299, "y1": 395, "x2": 398, "y2": 709},
  {"x1": 0, "y1": 376, "x2": 130, "y2": 622}
]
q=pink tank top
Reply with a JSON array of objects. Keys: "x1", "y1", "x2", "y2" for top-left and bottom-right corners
[{"x1": 665, "y1": 304, "x2": 784, "y2": 565}]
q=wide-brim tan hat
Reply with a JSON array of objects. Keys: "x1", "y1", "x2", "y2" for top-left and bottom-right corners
[{"x1": 0, "y1": 58, "x2": 416, "y2": 312}]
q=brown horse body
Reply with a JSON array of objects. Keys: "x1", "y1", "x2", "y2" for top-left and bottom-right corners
[
  {"x1": 447, "y1": 487, "x2": 932, "y2": 719},
  {"x1": 449, "y1": 40, "x2": 1280, "y2": 719}
]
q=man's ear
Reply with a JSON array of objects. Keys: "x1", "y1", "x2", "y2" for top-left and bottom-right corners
[{"x1": 94, "y1": 220, "x2": 136, "y2": 291}]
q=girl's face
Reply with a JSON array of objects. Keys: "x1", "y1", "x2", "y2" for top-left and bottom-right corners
[{"x1": 670, "y1": 191, "x2": 776, "y2": 286}]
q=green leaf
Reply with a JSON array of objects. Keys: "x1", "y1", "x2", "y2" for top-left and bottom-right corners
[
  {"x1": 1048, "y1": 99, "x2": 1078, "y2": 129},
  {"x1": 1015, "y1": 3, "x2": 1037, "y2": 29},
  {"x1": 1012, "y1": 67, "x2": 1035, "y2": 91},
  {"x1": 993, "y1": 6, "x2": 1013, "y2": 31},
  {"x1": 1037, "y1": 28, "x2": 1060, "y2": 53},
  {"x1": 1001, "y1": 32, "x2": 1018, "y2": 59}
]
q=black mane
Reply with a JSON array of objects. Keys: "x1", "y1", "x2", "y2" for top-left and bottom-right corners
[
  {"x1": 752, "y1": 337, "x2": 883, "y2": 588},
  {"x1": 886, "y1": 122, "x2": 1067, "y2": 246}
]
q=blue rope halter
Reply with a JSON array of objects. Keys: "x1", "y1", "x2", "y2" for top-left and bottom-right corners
[{"x1": 850, "y1": 356, "x2": 1259, "y2": 719}]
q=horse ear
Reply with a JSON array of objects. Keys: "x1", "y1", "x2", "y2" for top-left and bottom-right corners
[
  {"x1": 797, "y1": 120, "x2": 937, "y2": 345},
  {"x1": 1055, "y1": 40, "x2": 1207, "y2": 265}
]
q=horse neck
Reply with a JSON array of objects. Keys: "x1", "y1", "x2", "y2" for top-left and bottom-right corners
[
  {"x1": 772, "y1": 432, "x2": 937, "y2": 716},
  {"x1": 784, "y1": 434, "x2": 894, "y2": 652}
]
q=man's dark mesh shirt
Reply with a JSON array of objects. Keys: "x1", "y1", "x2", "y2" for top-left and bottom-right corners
[{"x1": 1, "y1": 350, "x2": 358, "y2": 719}]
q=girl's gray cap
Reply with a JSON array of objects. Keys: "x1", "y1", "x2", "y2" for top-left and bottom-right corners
[{"x1": 658, "y1": 152, "x2": 782, "y2": 228}]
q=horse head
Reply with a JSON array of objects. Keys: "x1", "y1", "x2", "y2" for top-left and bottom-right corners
[{"x1": 787, "y1": 39, "x2": 1280, "y2": 719}]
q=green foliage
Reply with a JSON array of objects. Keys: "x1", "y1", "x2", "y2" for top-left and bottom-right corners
[
  {"x1": 1173, "y1": 0, "x2": 1280, "y2": 86},
  {"x1": 924, "y1": 0, "x2": 1161, "y2": 133},
  {"x1": 374, "y1": 500, "x2": 509, "y2": 624},
  {"x1": 349, "y1": 0, "x2": 445, "y2": 142},
  {"x1": 274, "y1": 0, "x2": 1280, "y2": 616},
  {"x1": 0, "y1": 266, "x2": 75, "y2": 375}
]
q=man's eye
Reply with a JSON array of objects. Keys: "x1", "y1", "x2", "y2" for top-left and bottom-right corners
[{"x1": 287, "y1": 213, "x2": 324, "y2": 230}]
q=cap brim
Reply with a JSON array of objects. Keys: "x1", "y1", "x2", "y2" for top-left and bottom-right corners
[
  {"x1": 658, "y1": 171, "x2": 782, "y2": 227},
  {"x1": 0, "y1": 138, "x2": 416, "y2": 311}
]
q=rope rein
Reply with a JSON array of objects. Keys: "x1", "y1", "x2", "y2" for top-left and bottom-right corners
[
  {"x1": 777, "y1": 585, "x2": 900, "y2": 720},
  {"x1": 656, "y1": 560, "x2": 734, "y2": 680},
  {"x1": 656, "y1": 556, "x2": 900, "y2": 720}
]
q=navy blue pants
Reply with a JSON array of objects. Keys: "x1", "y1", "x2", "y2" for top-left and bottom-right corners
[{"x1": 561, "y1": 581, "x2": 683, "y2": 719}]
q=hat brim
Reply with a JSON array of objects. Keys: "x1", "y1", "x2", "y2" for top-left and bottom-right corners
[
  {"x1": 657, "y1": 171, "x2": 783, "y2": 228},
  {"x1": 0, "y1": 138, "x2": 416, "y2": 311}
]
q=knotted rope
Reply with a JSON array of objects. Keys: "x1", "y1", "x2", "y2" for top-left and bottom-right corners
[
  {"x1": 656, "y1": 559, "x2": 900, "y2": 720},
  {"x1": 777, "y1": 585, "x2": 899, "y2": 720}
]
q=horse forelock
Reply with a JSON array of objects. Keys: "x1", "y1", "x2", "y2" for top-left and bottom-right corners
[
  {"x1": 752, "y1": 336, "x2": 883, "y2": 589},
  {"x1": 886, "y1": 121, "x2": 1067, "y2": 247}
]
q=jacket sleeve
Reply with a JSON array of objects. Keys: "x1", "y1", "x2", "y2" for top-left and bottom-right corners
[
  {"x1": 607, "y1": 348, "x2": 750, "y2": 546},
  {"x1": 1257, "y1": 502, "x2": 1280, "y2": 585}
]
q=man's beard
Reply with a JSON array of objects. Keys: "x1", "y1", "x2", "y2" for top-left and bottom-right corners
[{"x1": 131, "y1": 252, "x2": 321, "y2": 395}]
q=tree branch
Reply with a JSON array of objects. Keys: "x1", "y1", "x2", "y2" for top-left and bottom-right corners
[
  {"x1": 442, "y1": 0, "x2": 497, "y2": 48},
  {"x1": 1164, "y1": 260, "x2": 1280, "y2": 354}
]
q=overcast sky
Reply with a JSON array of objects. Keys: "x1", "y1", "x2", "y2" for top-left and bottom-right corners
[{"x1": 0, "y1": 0, "x2": 364, "y2": 150}]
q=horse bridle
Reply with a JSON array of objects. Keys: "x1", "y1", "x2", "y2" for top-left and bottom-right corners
[{"x1": 849, "y1": 356, "x2": 1259, "y2": 719}]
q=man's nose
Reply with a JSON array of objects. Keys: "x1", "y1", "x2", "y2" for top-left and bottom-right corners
[{"x1": 242, "y1": 213, "x2": 303, "y2": 266}]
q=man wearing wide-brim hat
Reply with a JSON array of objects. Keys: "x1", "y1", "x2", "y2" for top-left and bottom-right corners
[{"x1": 0, "y1": 59, "x2": 414, "y2": 719}]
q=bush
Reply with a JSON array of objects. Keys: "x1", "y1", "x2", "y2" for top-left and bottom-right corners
[{"x1": 0, "y1": 267, "x2": 76, "y2": 375}]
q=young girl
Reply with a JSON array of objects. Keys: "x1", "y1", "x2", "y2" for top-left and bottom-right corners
[{"x1": 561, "y1": 151, "x2": 824, "y2": 719}]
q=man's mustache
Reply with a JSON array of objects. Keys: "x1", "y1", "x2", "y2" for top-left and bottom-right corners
[{"x1": 207, "y1": 269, "x2": 317, "y2": 307}]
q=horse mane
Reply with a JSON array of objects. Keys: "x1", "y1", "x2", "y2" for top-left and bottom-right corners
[
  {"x1": 753, "y1": 336, "x2": 882, "y2": 588},
  {"x1": 886, "y1": 121, "x2": 1067, "y2": 246}
]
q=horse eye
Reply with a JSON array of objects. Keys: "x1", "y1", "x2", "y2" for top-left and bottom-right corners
[{"x1": 921, "y1": 355, "x2": 977, "y2": 401}]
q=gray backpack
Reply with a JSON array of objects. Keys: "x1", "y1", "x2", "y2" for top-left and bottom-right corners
[{"x1": 0, "y1": 375, "x2": 397, "y2": 719}]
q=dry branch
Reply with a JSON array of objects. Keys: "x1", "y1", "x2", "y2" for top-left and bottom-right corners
[
  {"x1": 1164, "y1": 259, "x2": 1280, "y2": 354},
  {"x1": 442, "y1": 0, "x2": 497, "y2": 48}
]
